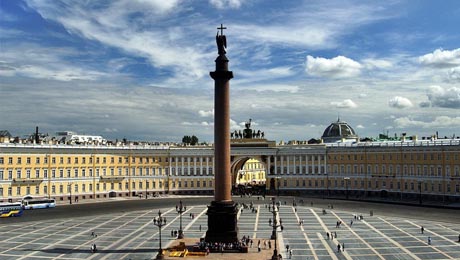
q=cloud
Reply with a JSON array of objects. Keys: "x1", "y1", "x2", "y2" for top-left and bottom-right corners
[
  {"x1": 362, "y1": 58, "x2": 393, "y2": 69},
  {"x1": 425, "y1": 85, "x2": 460, "y2": 108},
  {"x1": 198, "y1": 109, "x2": 214, "y2": 117},
  {"x1": 306, "y1": 55, "x2": 362, "y2": 78},
  {"x1": 419, "y1": 48, "x2": 460, "y2": 68},
  {"x1": 25, "y1": 0, "x2": 207, "y2": 80},
  {"x1": 388, "y1": 96, "x2": 413, "y2": 109},
  {"x1": 447, "y1": 67, "x2": 460, "y2": 82},
  {"x1": 394, "y1": 116, "x2": 460, "y2": 129},
  {"x1": 209, "y1": 0, "x2": 243, "y2": 9},
  {"x1": 331, "y1": 99, "x2": 357, "y2": 108},
  {"x1": 419, "y1": 101, "x2": 431, "y2": 108}
]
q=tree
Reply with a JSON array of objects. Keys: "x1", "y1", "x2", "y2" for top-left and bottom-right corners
[
  {"x1": 191, "y1": 135, "x2": 198, "y2": 145},
  {"x1": 182, "y1": 135, "x2": 199, "y2": 145}
]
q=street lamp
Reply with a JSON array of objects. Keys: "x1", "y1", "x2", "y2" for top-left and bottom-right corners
[
  {"x1": 268, "y1": 197, "x2": 280, "y2": 260},
  {"x1": 68, "y1": 183, "x2": 72, "y2": 205},
  {"x1": 275, "y1": 177, "x2": 281, "y2": 197},
  {"x1": 176, "y1": 200, "x2": 186, "y2": 239},
  {"x1": 344, "y1": 177, "x2": 350, "y2": 200},
  {"x1": 153, "y1": 210, "x2": 167, "y2": 260},
  {"x1": 418, "y1": 181, "x2": 423, "y2": 205}
]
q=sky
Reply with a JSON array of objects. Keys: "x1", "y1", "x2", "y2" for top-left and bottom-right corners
[{"x1": 1, "y1": 0, "x2": 460, "y2": 143}]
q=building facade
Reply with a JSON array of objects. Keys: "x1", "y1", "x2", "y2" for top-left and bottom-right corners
[{"x1": 1, "y1": 139, "x2": 460, "y2": 204}]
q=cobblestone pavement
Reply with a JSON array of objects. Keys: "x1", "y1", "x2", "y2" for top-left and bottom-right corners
[{"x1": 1, "y1": 202, "x2": 459, "y2": 260}]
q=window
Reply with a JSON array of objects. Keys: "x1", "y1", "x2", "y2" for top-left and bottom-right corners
[
  {"x1": 16, "y1": 169, "x2": 21, "y2": 179},
  {"x1": 17, "y1": 186, "x2": 21, "y2": 195},
  {"x1": 17, "y1": 157, "x2": 22, "y2": 164},
  {"x1": 0, "y1": 169, "x2": 3, "y2": 180},
  {"x1": 0, "y1": 157, "x2": 3, "y2": 164},
  {"x1": 27, "y1": 157, "x2": 31, "y2": 164},
  {"x1": 36, "y1": 157, "x2": 40, "y2": 164},
  {"x1": 26, "y1": 169, "x2": 31, "y2": 179},
  {"x1": 8, "y1": 157, "x2": 13, "y2": 164}
]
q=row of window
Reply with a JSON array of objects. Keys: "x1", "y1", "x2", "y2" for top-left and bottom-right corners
[
  {"x1": 329, "y1": 152, "x2": 460, "y2": 162},
  {"x1": 0, "y1": 156, "x2": 166, "y2": 165},
  {"x1": 287, "y1": 178, "x2": 460, "y2": 193},
  {"x1": 0, "y1": 167, "x2": 168, "y2": 180},
  {"x1": 0, "y1": 179, "x2": 214, "y2": 197},
  {"x1": 328, "y1": 164, "x2": 460, "y2": 177}
]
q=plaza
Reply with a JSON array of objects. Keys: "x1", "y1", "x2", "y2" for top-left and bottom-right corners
[{"x1": 1, "y1": 196, "x2": 459, "y2": 260}]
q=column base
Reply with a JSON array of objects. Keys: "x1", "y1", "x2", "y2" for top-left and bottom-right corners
[{"x1": 205, "y1": 200, "x2": 239, "y2": 243}]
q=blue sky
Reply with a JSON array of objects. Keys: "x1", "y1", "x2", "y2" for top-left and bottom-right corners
[{"x1": 1, "y1": 0, "x2": 460, "y2": 142}]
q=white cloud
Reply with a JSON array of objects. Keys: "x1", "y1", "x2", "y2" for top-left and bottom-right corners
[
  {"x1": 419, "y1": 48, "x2": 460, "y2": 68},
  {"x1": 209, "y1": 0, "x2": 243, "y2": 9},
  {"x1": 356, "y1": 124, "x2": 364, "y2": 129},
  {"x1": 447, "y1": 67, "x2": 460, "y2": 82},
  {"x1": 362, "y1": 58, "x2": 393, "y2": 69},
  {"x1": 198, "y1": 109, "x2": 214, "y2": 117},
  {"x1": 394, "y1": 116, "x2": 460, "y2": 128},
  {"x1": 388, "y1": 96, "x2": 413, "y2": 109},
  {"x1": 331, "y1": 99, "x2": 357, "y2": 108},
  {"x1": 306, "y1": 55, "x2": 362, "y2": 78},
  {"x1": 426, "y1": 85, "x2": 460, "y2": 108}
]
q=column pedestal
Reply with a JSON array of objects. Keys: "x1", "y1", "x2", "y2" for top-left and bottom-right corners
[{"x1": 205, "y1": 201, "x2": 239, "y2": 243}]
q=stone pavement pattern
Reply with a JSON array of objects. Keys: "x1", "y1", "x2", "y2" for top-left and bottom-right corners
[{"x1": 1, "y1": 203, "x2": 459, "y2": 260}]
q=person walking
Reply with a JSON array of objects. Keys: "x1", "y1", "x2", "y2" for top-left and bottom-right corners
[
  {"x1": 421, "y1": 226, "x2": 424, "y2": 234},
  {"x1": 428, "y1": 236, "x2": 432, "y2": 245},
  {"x1": 342, "y1": 243, "x2": 345, "y2": 251},
  {"x1": 337, "y1": 244, "x2": 341, "y2": 252}
]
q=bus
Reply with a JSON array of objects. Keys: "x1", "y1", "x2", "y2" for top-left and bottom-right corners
[
  {"x1": 22, "y1": 198, "x2": 56, "y2": 210},
  {"x1": 0, "y1": 202, "x2": 24, "y2": 217}
]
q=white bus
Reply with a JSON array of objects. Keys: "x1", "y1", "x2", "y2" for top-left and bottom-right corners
[{"x1": 22, "y1": 198, "x2": 56, "y2": 210}]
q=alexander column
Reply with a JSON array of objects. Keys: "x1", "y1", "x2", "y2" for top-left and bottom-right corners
[{"x1": 205, "y1": 24, "x2": 239, "y2": 243}]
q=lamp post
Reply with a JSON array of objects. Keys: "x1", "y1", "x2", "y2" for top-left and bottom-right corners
[
  {"x1": 153, "y1": 210, "x2": 167, "y2": 260},
  {"x1": 145, "y1": 180, "x2": 148, "y2": 200},
  {"x1": 275, "y1": 177, "x2": 281, "y2": 197},
  {"x1": 268, "y1": 197, "x2": 280, "y2": 260},
  {"x1": 176, "y1": 200, "x2": 186, "y2": 239},
  {"x1": 344, "y1": 177, "x2": 350, "y2": 200},
  {"x1": 418, "y1": 181, "x2": 423, "y2": 205},
  {"x1": 68, "y1": 183, "x2": 72, "y2": 205}
]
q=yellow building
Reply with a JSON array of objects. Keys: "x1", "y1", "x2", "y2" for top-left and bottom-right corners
[{"x1": 1, "y1": 127, "x2": 460, "y2": 204}]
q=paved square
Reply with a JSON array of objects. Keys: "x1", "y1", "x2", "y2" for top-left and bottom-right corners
[{"x1": 1, "y1": 203, "x2": 459, "y2": 260}]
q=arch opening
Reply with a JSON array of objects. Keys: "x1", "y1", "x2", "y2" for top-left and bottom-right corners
[{"x1": 231, "y1": 156, "x2": 267, "y2": 196}]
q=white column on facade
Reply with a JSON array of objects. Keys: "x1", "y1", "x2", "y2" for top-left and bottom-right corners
[
  {"x1": 305, "y1": 155, "x2": 309, "y2": 174},
  {"x1": 175, "y1": 157, "x2": 178, "y2": 176},
  {"x1": 318, "y1": 155, "x2": 321, "y2": 174},
  {"x1": 293, "y1": 155, "x2": 296, "y2": 175},
  {"x1": 206, "y1": 157, "x2": 209, "y2": 175},
  {"x1": 200, "y1": 157, "x2": 203, "y2": 175},
  {"x1": 267, "y1": 155, "x2": 271, "y2": 176},
  {"x1": 181, "y1": 157, "x2": 184, "y2": 176},
  {"x1": 299, "y1": 155, "x2": 302, "y2": 175},
  {"x1": 281, "y1": 156, "x2": 284, "y2": 175},
  {"x1": 286, "y1": 155, "x2": 290, "y2": 175},
  {"x1": 274, "y1": 156, "x2": 278, "y2": 175},
  {"x1": 310, "y1": 155, "x2": 314, "y2": 174}
]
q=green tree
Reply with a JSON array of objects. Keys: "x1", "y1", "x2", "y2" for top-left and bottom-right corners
[{"x1": 191, "y1": 135, "x2": 198, "y2": 145}]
